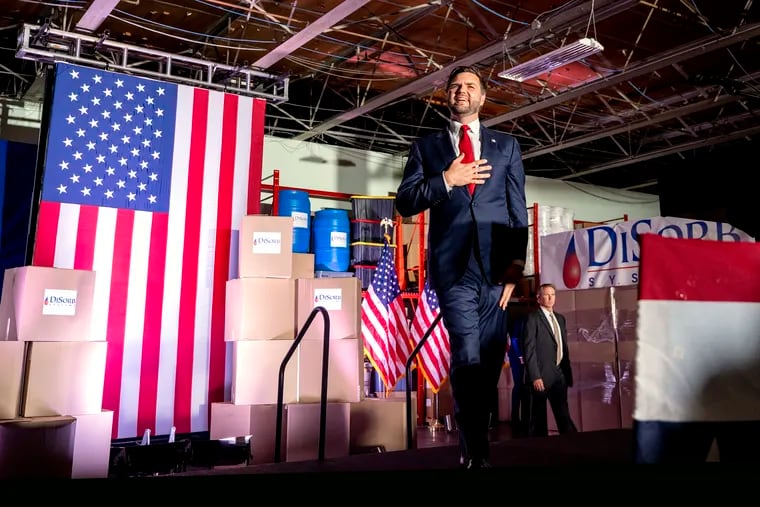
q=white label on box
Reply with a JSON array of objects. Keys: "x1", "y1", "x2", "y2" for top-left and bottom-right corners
[
  {"x1": 42, "y1": 289, "x2": 78, "y2": 316},
  {"x1": 252, "y1": 231, "x2": 282, "y2": 254},
  {"x1": 292, "y1": 211, "x2": 308, "y2": 229},
  {"x1": 313, "y1": 288, "x2": 342, "y2": 311},
  {"x1": 329, "y1": 231, "x2": 348, "y2": 248}
]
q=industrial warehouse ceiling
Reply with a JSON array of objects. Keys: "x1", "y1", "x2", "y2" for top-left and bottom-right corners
[{"x1": 1, "y1": 0, "x2": 759, "y2": 196}]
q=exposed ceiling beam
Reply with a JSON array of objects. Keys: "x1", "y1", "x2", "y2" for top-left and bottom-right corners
[
  {"x1": 76, "y1": 0, "x2": 120, "y2": 33},
  {"x1": 623, "y1": 180, "x2": 658, "y2": 191},
  {"x1": 329, "y1": 2, "x2": 445, "y2": 63},
  {"x1": 484, "y1": 21, "x2": 760, "y2": 126},
  {"x1": 293, "y1": 0, "x2": 638, "y2": 141},
  {"x1": 560, "y1": 123, "x2": 760, "y2": 180},
  {"x1": 522, "y1": 93, "x2": 739, "y2": 159},
  {"x1": 252, "y1": 0, "x2": 372, "y2": 69}
]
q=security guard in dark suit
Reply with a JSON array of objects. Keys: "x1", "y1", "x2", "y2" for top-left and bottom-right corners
[{"x1": 522, "y1": 283, "x2": 577, "y2": 436}]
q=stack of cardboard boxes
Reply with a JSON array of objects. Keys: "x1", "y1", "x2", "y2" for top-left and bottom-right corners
[
  {"x1": 0, "y1": 266, "x2": 112, "y2": 479},
  {"x1": 552, "y1": 285, "x2": 637, "y2": 433},
  {"x1": 212, "y1": 214, "x2": 413, "y2": 464}
]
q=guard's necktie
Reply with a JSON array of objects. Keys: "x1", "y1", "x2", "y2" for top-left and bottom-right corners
[
  {"x1": 458, "y1": 124, "x2": 475, "y2": 195},
  {"x1": 550, "y1": 312, "x2": 563, "y2": 365}
]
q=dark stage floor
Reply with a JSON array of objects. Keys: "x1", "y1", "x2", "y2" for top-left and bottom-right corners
[
  {"x1": 17, "y1": 426, "x2": 755, "y2": 499},
  {"x1": 176, "y1": 427, "x2": 635, "y2": 477},
  {"x1": 108, "y1": 428, "x2": 750, "y2": 491}
]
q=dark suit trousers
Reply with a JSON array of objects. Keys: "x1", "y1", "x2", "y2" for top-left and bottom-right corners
[
  {"x1": 438, "y1": 250, "x2": 508, "y2": 460},
  {"x1": 527, "y1": 366, "x2": 577, "y2": 437}
]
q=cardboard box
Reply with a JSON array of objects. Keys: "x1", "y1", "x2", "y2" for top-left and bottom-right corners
[
  {"x1": 298, "y1": 338, "x2": 362, "y2": 403},
  {"x1": 209, "y1": 402, "x2": 285, "y2": 465},
  {"x1": 0, "y1": 416, "x2": 76, "y2": 479},
  {"x1": 295, "y1": 277, "x2": 361, "y2": 341},
  {"x1": 0, "y1": 341, "x2": 25, "y2": 419},
  {"x1": 231, "y1": 340, "x2": 299, "y2": 405},
  {"x1": 425, "y1": 386, "x2": 455, "y2": 422},
  {"x1": 239, "y1": 215, "x2": 293, "y2": 278},
  {"x1": 349, "y1": 396, "x2": 416, "y2": 452},
  {"x1": 0, "y1": 266, "x2": 96, "y2": 341},
  {"x1": 225, "y1": 278, "x2": 296, "y2": 341},
  {"x1": 553, "y1": 286, "x2": 640, "y2": 432},
  {"x1": 497, "y1": 387, "x2": 512, "y2": 422},
  {"x1": 619, "y1": 359, "x2": 635, "y2": 429},
  {"x1": 577, "y1": 362, "x2": 623, "y2": 432},
  {"x1": 293, "y1": 253, "x2": 315, "y2": 279},
  {"x1": 497, "y1": 365, "x2": 513, "y2": 389},
  {"x1": 21, "y1": 341, "x2": 107, "y2": 417},
  {"x1": 284, "y1": 402, "x2": 350, "y2": 462},
  {"x1": 71, "y1": 410, "x2": 114, "y2": 478}
]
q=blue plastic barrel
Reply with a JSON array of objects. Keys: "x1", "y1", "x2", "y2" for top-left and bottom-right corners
[
  {"x1": 312, "y1": 208, "x2": 350, "y2": 271},
  {"x1": 277, "y1": 190, "x2": 311, "y2": 253}
]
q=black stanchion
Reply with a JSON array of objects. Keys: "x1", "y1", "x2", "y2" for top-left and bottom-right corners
[{"x1": 404, "y1": 312, "x2": 443, "y2": 450}]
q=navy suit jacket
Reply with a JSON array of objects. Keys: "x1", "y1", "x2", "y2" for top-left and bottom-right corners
[{"x1": 395, "y1": 125, "x2": 529, "y2": 292}]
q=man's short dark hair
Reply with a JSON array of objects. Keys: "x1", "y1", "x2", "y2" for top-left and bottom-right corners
[
  {"x1": 446, "y1": 65, "x2": 487, "y2": 91},
  {"x1": 538, "y1": 283, "x2": 556, "y2": 294}
]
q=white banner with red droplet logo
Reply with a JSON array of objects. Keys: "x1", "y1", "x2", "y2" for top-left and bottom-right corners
[{"x1": 539, "y1": 216, "x2": 755, "y2": 291}]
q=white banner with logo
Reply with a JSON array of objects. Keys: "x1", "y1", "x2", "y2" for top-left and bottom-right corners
[{"x1": 539, "y1": 216, "x2": 755, "y2": 290}]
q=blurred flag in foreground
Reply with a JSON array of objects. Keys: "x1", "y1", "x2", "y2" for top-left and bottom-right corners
[{"x1": 634, "y1": 234, "x2": 760, "y2": 463}]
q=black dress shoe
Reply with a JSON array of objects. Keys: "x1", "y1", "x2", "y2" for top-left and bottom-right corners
[{"x1": 463, "y1": 458, "x2": 492, "y2": 469}]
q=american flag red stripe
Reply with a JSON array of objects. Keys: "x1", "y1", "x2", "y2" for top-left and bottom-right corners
[
  {"x1": 206, "y1": 96, "x2": 237, "y2": 409},
  {"x1": 32, "y1": 63, "x2": 264, "y2": 438},
  {"x1": 31, "y1": 201, "x2": 58, "y2": 266},
  {"x1": 104, "y1": 210, "x2": 133, "y2": 436},
  {"x1": 74, "y1": 206, "x2": 98, "y2": 267},
  {"x1": 136, "y1": 214, "x2": 167, "y2": 436},
  {"x1": 173, "y1": 87, "x2": 206, "y2": 435},
  {"x1": 360, "y1": 242, "x2": 411, "y2": 392},
  {"x1": 410, "y1": 281, "x2": 450, "y2": 393}
]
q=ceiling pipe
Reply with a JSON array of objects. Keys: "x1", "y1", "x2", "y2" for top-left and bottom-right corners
[{"x1": 293, "y1": 0, "x2": 638, "y2": 141}]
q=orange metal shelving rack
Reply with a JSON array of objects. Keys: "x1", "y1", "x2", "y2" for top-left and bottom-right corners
[{"x1": 260, "y1": 170, "x2": 428, "y2": 423}]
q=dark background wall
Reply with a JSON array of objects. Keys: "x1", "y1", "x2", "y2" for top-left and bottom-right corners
[
  {"x1": 658, "y1": 142, "x2": 758, "y2": 240},
  {"x1": 0, "y1": 139, "x2": 38, "y2": 278}
]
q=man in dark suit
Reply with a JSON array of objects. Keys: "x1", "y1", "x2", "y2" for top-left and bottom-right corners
[
  {"x1": 523, "y1": 283, "x2": 577, "y2": 436},
  {"x1": 395, "y1": 65, "x2": 529, "y2": 469}
]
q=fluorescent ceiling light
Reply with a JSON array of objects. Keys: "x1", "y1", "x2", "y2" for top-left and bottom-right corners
[
  {"x1": 498, "y1": 37, "x2": 604, "y2": 82},
  {"x1": 76, "y1": 0, "x2": 120, "y2": 32}
]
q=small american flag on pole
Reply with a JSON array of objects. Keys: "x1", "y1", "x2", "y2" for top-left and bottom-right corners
[
  {"x1": 361, "y1": 238, "x2": 411, "y2": 392},
  {"x1": 32, "y1": 62, "x2": 265, "y2": 438},
  {"x1": 410, "y1": 281, "x2": 450, "y2": 393}
]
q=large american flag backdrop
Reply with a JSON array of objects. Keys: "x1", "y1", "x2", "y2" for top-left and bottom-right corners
[{"x1": 32, "y1": 62, "x2": 265, "y2": 439}]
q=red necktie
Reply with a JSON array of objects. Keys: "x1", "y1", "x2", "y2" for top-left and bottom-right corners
[{"x1": 458, "y1": 124, "x2": 475, "y2": 195}]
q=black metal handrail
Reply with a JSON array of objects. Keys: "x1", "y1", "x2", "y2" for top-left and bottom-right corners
[
  {"x1": 404, "y1": 312, "x2": 443, "y2": 450},
  {"x1": 274, "y1": 306, "x2": 330, "y2": 463}
]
